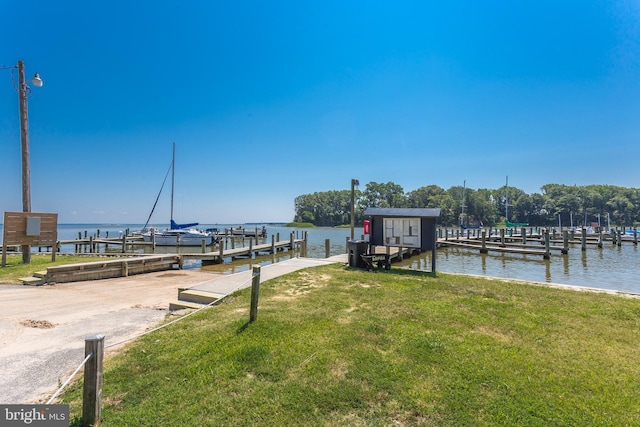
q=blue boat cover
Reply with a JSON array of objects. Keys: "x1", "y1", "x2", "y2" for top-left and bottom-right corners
[{"x1": 171, "y1": 220, "x2": 199, "y2": 230}]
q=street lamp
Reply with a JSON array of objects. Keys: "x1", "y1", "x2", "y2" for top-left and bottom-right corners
[
  {"x1": 3, "y1": 60, "x2": 43, "y2": 263},
  {"x1": 350, "y1": 178, "x2": 359, "y2": 240}
]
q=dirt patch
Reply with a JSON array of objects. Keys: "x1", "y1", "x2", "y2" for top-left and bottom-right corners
[{"x1": 20, "y1": 319, "x2": 56, "y2": 329}]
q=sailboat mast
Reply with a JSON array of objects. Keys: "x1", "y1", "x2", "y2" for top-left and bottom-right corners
[
  {"x1": 505, "y1": 176, "x2": 509, "y2": 221},
  {"x1": 170, "y1": 142, "x2": 175, "y2": 224},
  {"x1": 461, "y1": 180, "x2": 466, "y2": 226}
]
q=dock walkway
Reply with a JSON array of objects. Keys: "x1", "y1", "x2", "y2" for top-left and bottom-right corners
[{"x1": 199, "y1": 257, "x2": 341, "y2": 294}]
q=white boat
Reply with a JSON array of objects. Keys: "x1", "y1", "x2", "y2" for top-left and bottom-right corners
[
  {"x1": 140, "y1": 143, "x2": 216, "y2": 247},
  {"x1": 144, "y1": 226, "x2": 216, "y2": 246}
]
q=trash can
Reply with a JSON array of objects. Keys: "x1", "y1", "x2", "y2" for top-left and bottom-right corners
[{"x1": 347, "y1": 240, "x2": 368, "y2": 268}]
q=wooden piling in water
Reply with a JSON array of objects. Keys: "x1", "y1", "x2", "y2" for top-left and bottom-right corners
[
  {"x1": 617, "y1": 229, "x2": 622, "y2": 247},
  {"x1": 480, "y1": 230, "x2": 488, "y2": 253},
  {"x1": 544, "y1": 230, "x2": 551, "y2": 259}
]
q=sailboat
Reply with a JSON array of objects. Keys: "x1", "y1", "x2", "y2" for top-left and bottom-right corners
[{"x1": 142, "y1": 143, "x2": 217, "y2": 246}]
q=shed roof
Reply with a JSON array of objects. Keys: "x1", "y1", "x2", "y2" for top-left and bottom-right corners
[{"x1": 364, "y1": 208, "x2": 441, "y2": 218}]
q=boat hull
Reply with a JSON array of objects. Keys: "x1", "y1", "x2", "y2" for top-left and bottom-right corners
[{"x1": 142, "y1": 230, "x2": 216, "y2": 246}]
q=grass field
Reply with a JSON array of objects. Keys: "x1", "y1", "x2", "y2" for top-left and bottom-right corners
[{"x1": 61, "y1": 264, "x2": 640, "y2": 426}]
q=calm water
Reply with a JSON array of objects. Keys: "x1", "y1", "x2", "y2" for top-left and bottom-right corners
[{"x1": 3, "y1": 223, "x2": 639, "y2": 294}]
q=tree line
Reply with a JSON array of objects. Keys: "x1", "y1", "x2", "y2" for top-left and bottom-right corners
[{"x1": 293, "y1": 181, "x2": 640, "y2": 228}]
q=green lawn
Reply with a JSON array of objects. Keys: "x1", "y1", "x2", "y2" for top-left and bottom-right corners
[{"x1": 62, "y1": 265, "x2": 640, "y2": 426}]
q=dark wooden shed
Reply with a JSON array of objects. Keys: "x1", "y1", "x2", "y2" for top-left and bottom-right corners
[{"x1": 364, "y1": 207, "x2": 441, "y2": 272}]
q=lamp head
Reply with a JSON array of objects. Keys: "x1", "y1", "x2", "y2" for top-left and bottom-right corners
[{"x1": 30, "y1": 72, "x2": 43, "y2": 87}]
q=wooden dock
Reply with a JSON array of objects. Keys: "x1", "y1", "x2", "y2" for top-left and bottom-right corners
[
  {"x1": 441, "y1": 240, "x2": 551, "y2": 256},
  {"x1": 183, "y1": 236, "x2": 304, "y2": 265},
  {"x1": 436, "y1": 226, "x2": 639, "y2": 258}
]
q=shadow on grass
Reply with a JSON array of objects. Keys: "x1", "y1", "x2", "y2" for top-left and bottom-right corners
[
  {"x1": 346, "y1": 265, "x2": 438, "y2": 279},
  {"x1": 236, "y1": 321, "x2": 252, "y2": 334}
]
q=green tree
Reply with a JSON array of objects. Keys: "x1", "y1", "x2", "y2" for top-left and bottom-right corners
[
  {"x1": 360, "y1": 181, "x2": 406, "y2": 210},
  {"x1": 406, "y1": 185, "x2": 446, "y2": 208}
]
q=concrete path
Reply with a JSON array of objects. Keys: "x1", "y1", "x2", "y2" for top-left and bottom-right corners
[{"x1": 191, "y1": 256, "x2": 345, "y2": 296}]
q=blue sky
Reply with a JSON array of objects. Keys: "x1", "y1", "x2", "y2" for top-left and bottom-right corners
[{"x1": 1, "y1": 1, "x2": 639, "y2": 224}]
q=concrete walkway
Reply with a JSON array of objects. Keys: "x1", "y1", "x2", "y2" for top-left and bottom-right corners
[{"x1": 191, "y1": 255, "x2": 346, "y2": 296}]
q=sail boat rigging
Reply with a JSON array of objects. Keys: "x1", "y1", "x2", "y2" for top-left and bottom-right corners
[{"x1": 142, "y1": 143, "x2": 216, "y2": 246}]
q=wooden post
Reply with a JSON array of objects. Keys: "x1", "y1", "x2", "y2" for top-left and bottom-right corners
[
  {"x1": 597, "y1": 230, "x2": 603, "y2": 248},
  {"x1": 500, "y1": 228, "x2": 505, "y2": 247},
  {"x1": 249, "y1": 266, "x2": 261, "y2": 322},
  {"x1": 634, "y1": 228, "x2": 638, "y2": 246},
  {"x1": 290, "y1": 232, "x2": 295, "y2": 251},
  {"x1": 255, "y1": 228, "x2": 259, "y2": 245},
  {"x1": 521, "y1": 227, "x2": 526, "y2": 245},
  {"x1": 445, "y1": 228, "x2": 448, "y2": 241},
  {"x1": 219, "y1": 239, "x2": 224, "y2": 262},
  {"x1": 201, "y1": 239, "x2": 206, "y2": 254},
  {"x1": 271, "y1": 235, "x2": 275, "y2": 254},
  {"x1": 249, "y1": 238, "x2": 253, "y2": 258},
  {"x1": 544, "y1": 230, "x2": 551, "y2": 259},
  {"x1": 304, "y1": 231, "x2": 309, "y2": 257},
  {"x1": 325, "y1": 238, "x2": 330, "y2": 258},
  {"x1": 122, "y1": 260, "x2": 129, "y2": 277},
  {"x1": 617, "y1": 229, "x2": 622, "y2": 247},
  {"x1": 562, "y1": 230, "x2": 569, "y2": 254},
  {"x1": 581, "y1": 228, "x2": 587, "y2": 251},
  {"x1": 89, "y1": 236, "x2": 94, "y2": 253},
  {"x1": 480, "y1": 230, "x2": 488, "y2": 253},
  {"x1": 82, "y1": 334, "x2": 104, "y2": 427}
]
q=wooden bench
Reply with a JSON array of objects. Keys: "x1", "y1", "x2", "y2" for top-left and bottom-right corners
[{"x1": 360, "y1": 254, "x2": 390, "y2": 271}]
